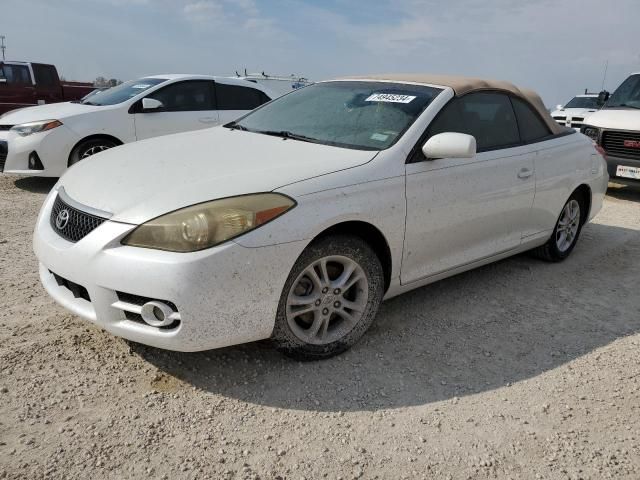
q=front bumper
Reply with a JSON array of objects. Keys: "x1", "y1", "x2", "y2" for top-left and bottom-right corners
[
  {"x1": 33, "y1": 191, "x2": 306, "y2": 351},
  {"x1": 605, "y1": 154, "x2": 640, "y2": 185},
  {"x1": 0, "y1": 125, "x2": 79, "y2": 177}
]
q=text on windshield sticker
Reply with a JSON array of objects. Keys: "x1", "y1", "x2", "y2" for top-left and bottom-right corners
[{"x1": 365, "y1": 93, "x2": 416, "y2": 103}]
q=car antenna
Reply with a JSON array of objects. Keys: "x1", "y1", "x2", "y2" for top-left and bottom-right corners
[{"x1": 601, "y1": 60, "x2": 608, "y2": 91}]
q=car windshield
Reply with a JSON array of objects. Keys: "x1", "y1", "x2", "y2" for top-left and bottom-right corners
[
  {"x1": 564, "y1": 96, "x2": 599, "y2": 109},
  {"x1": 605, "y1": 74, "x2": 640, "y2": 109},
  {"x1": 233, "y1": 81, "x2": 443, "y2": 150},
  {"x1": 81, "y1": 78, "x2": 167, "y2": 106}
]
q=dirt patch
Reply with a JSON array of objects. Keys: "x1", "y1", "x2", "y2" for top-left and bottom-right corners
[{"x1": 1, "y1": 176, "x2": 639, "y2": 479}]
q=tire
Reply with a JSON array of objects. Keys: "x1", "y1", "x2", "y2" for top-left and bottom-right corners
[
  {"x1": 69, "y1": 138, "x2": 118, "y2": 166},
  {"x1": 271, "y1": 234, "x2": 385, "y2": 360},
  {"x1": 532, "y1": 191, "x2": 586, "y2": 262}
]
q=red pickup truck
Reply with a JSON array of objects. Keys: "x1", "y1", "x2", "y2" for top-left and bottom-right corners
[{"x1": 0, "y1": 61, "x2": 96, "y2": 115}]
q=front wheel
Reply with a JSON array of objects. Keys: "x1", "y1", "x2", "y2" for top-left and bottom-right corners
[
  {"x1": 272, "y1": 235, "x2": 384, "y2": 360},
  {"x1": 69, "y1": 138, "x2": 118, "y2": 166},
  {"x1": 533, "y1": 193, "x2": 585, "y2": 262}
]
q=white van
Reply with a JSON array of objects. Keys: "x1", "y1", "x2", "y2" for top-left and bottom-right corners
[{"x1": 581, "y1": 73, "x2": 640, "y2": 186}]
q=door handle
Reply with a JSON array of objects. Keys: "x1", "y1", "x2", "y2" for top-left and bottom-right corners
[{"x1": 517, "y1": 168, "x2": 533, "y2": 179}]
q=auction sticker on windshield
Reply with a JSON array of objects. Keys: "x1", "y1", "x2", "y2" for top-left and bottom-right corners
[{"x1": 365, "y1": 93, "x2": 416, "y2": 103}]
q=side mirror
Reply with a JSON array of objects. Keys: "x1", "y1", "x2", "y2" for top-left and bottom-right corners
[
  {"x1": 422, "y1": 132, "x2": 476, "y2": 160},
  {"x1": 556, "y1": 104, "x2": 563, "y2": 111},
  {"x1": 141, "y1": 97, "x2": 164, "y2": 111},
  {"x1": 597, "y1": 90, "x2": 609, "y2": 107}
]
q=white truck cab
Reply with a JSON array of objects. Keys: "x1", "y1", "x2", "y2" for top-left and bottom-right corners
[
  {"x1": 550, "y1": 93, "x2": 600, "y2": 131},
  {"x1": 581, "y1": 73, "x2": 640, "y2": 186}
]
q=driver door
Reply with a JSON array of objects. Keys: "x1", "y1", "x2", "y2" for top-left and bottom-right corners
[
  {"x1": 133, "y1": 80, "x2": 219, "y2": 140},
  {"x1": 401, "y1": 92, "x2": 536, "y2": 284}
]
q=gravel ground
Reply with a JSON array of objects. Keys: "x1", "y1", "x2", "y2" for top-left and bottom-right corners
[{"x1": 1, "y1": 175, "x2": 639, "y2": 480}]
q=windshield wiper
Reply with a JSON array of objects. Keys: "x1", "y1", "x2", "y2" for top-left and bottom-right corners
[
  {"x1": 224, "y1": 121, "x2": 249, "y2": 131},
  {"x1": 255, "y1": 130, "x2": 319, "y2": 144}
]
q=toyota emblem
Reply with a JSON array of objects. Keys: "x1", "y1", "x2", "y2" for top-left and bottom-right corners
[{"x1": 55, "y1": 209, "x2": 70, "y2": 230}]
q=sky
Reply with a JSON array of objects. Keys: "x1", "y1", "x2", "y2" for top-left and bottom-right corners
[{"x1": 2, "y1": 0, "x2": 640, "y2": 106}]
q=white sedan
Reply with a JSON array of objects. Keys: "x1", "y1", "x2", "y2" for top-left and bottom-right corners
[
  {"x1": 33, "y1": 74, "x2": 608, "y2": 359},
  {"x1": 0, "y1": 74, "x2": 273, "y2": 176}
]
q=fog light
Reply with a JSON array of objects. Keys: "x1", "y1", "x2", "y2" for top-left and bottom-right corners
[
  {"x1": 28, "y1": 151, "x2": 44, "y2": 170},
  {"x1": 140, "y1": 301, "x2": 177, "y2": 327}
]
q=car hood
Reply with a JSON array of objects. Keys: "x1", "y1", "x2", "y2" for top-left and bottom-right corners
[
  {"x1": 58, "y1": 127, "x2": 377, "y2": 224},
  {"x1": 0, "y1": 102, "x2": 105, "y2": 124},
  {"x1": 583, "y1": 108, "x2": 640, "y2": 131}
]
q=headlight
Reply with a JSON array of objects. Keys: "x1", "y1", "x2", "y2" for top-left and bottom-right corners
[
  {"x1": 122, "y1": 193, "x2": 296, "y2": 252},
  {"x1": 581, "y1": 125, "x2": 600, "y2": 143},
  {"x1": 10, "y1": 120, "x2": 63, "y2": 137}
]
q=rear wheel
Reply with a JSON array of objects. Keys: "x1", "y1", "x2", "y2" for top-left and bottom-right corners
[
  {"x1": 272, "y1": 235, "x2": 384, "y2": 360},
  {"x1": 533, "y1": 192, "x2": 586, "y2": 262},
  {"x1": 69, "y1": 138, "x2": 118, "y2": 166}
]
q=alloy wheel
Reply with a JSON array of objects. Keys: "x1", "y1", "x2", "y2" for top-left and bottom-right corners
[
  {"x1": 285, "y1": 255, "x2": 368, "y2": 345},
  {"x1": 555, "y1": 199, "x2": 580, "y2": 252},
  {"x1": 80, "y1": 144, "x2": 113, "y2": 159}
]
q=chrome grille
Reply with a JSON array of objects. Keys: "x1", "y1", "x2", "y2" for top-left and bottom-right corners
[
  {"x1": 49, "y1": 193, "x2": 107, "y2": 242},
  {"x1": 0, "y1": 140, "x2": 7, "y2": 172},
  {"x1": 602, "y1": 129, "x2": 640, "y2": 160}
]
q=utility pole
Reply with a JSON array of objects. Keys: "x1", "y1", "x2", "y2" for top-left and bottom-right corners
[{"x1": 0, "y1": 36, "x2": 5, "y2": 61}]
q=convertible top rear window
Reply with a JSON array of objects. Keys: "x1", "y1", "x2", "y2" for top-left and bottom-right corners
[{"x1": 234, "y1": 81, "x2": 443, "y2": 150}]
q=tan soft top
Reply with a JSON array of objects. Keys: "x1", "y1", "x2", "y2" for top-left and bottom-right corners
[{"x1": 343, "y1": 74, "x2": 565, "y2": 135}]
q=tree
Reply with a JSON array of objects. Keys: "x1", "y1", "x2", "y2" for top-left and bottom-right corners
[{"x1": 94, "y1": 76, "x2": 122, "y2": 87}]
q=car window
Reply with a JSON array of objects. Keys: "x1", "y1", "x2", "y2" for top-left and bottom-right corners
[
  {"x1": 564, "y1": 96, "x2": 599, "y2": 109},
  {"x1": 428, "y1": 92, "x2": 520, "y2": 152},
  {"x1": 511, "y1": 97, "x2": 551, "y2": 143},
  {"x1": 32, "y1": 64, "x2": 58, "y2": 87},
  {"x1": 216, "y1": 83, "x2": 271, "y2": 110},
  {"x1": 147, "y1": 80, "x2": 214, "y2": 112},
  {"x1": 605, "y1": 74, "x2": 640, "y2": 109},
  {"x1": 83, "y1": 77, "x2": 166, "y2": 106},
  {"x1": 0, "y1": 64, "x2": 31, "y2": 85},
  {"x1": 235, "y1": 81, "x2": 442, "y2": 151}
]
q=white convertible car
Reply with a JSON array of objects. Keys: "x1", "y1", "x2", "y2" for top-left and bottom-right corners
[
  {"x1": 0, "y1": 74, "x2": 273, "y2": 176},
  {"x1": 33, "y1": 74, "x2": 608, "y2": 359}
]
